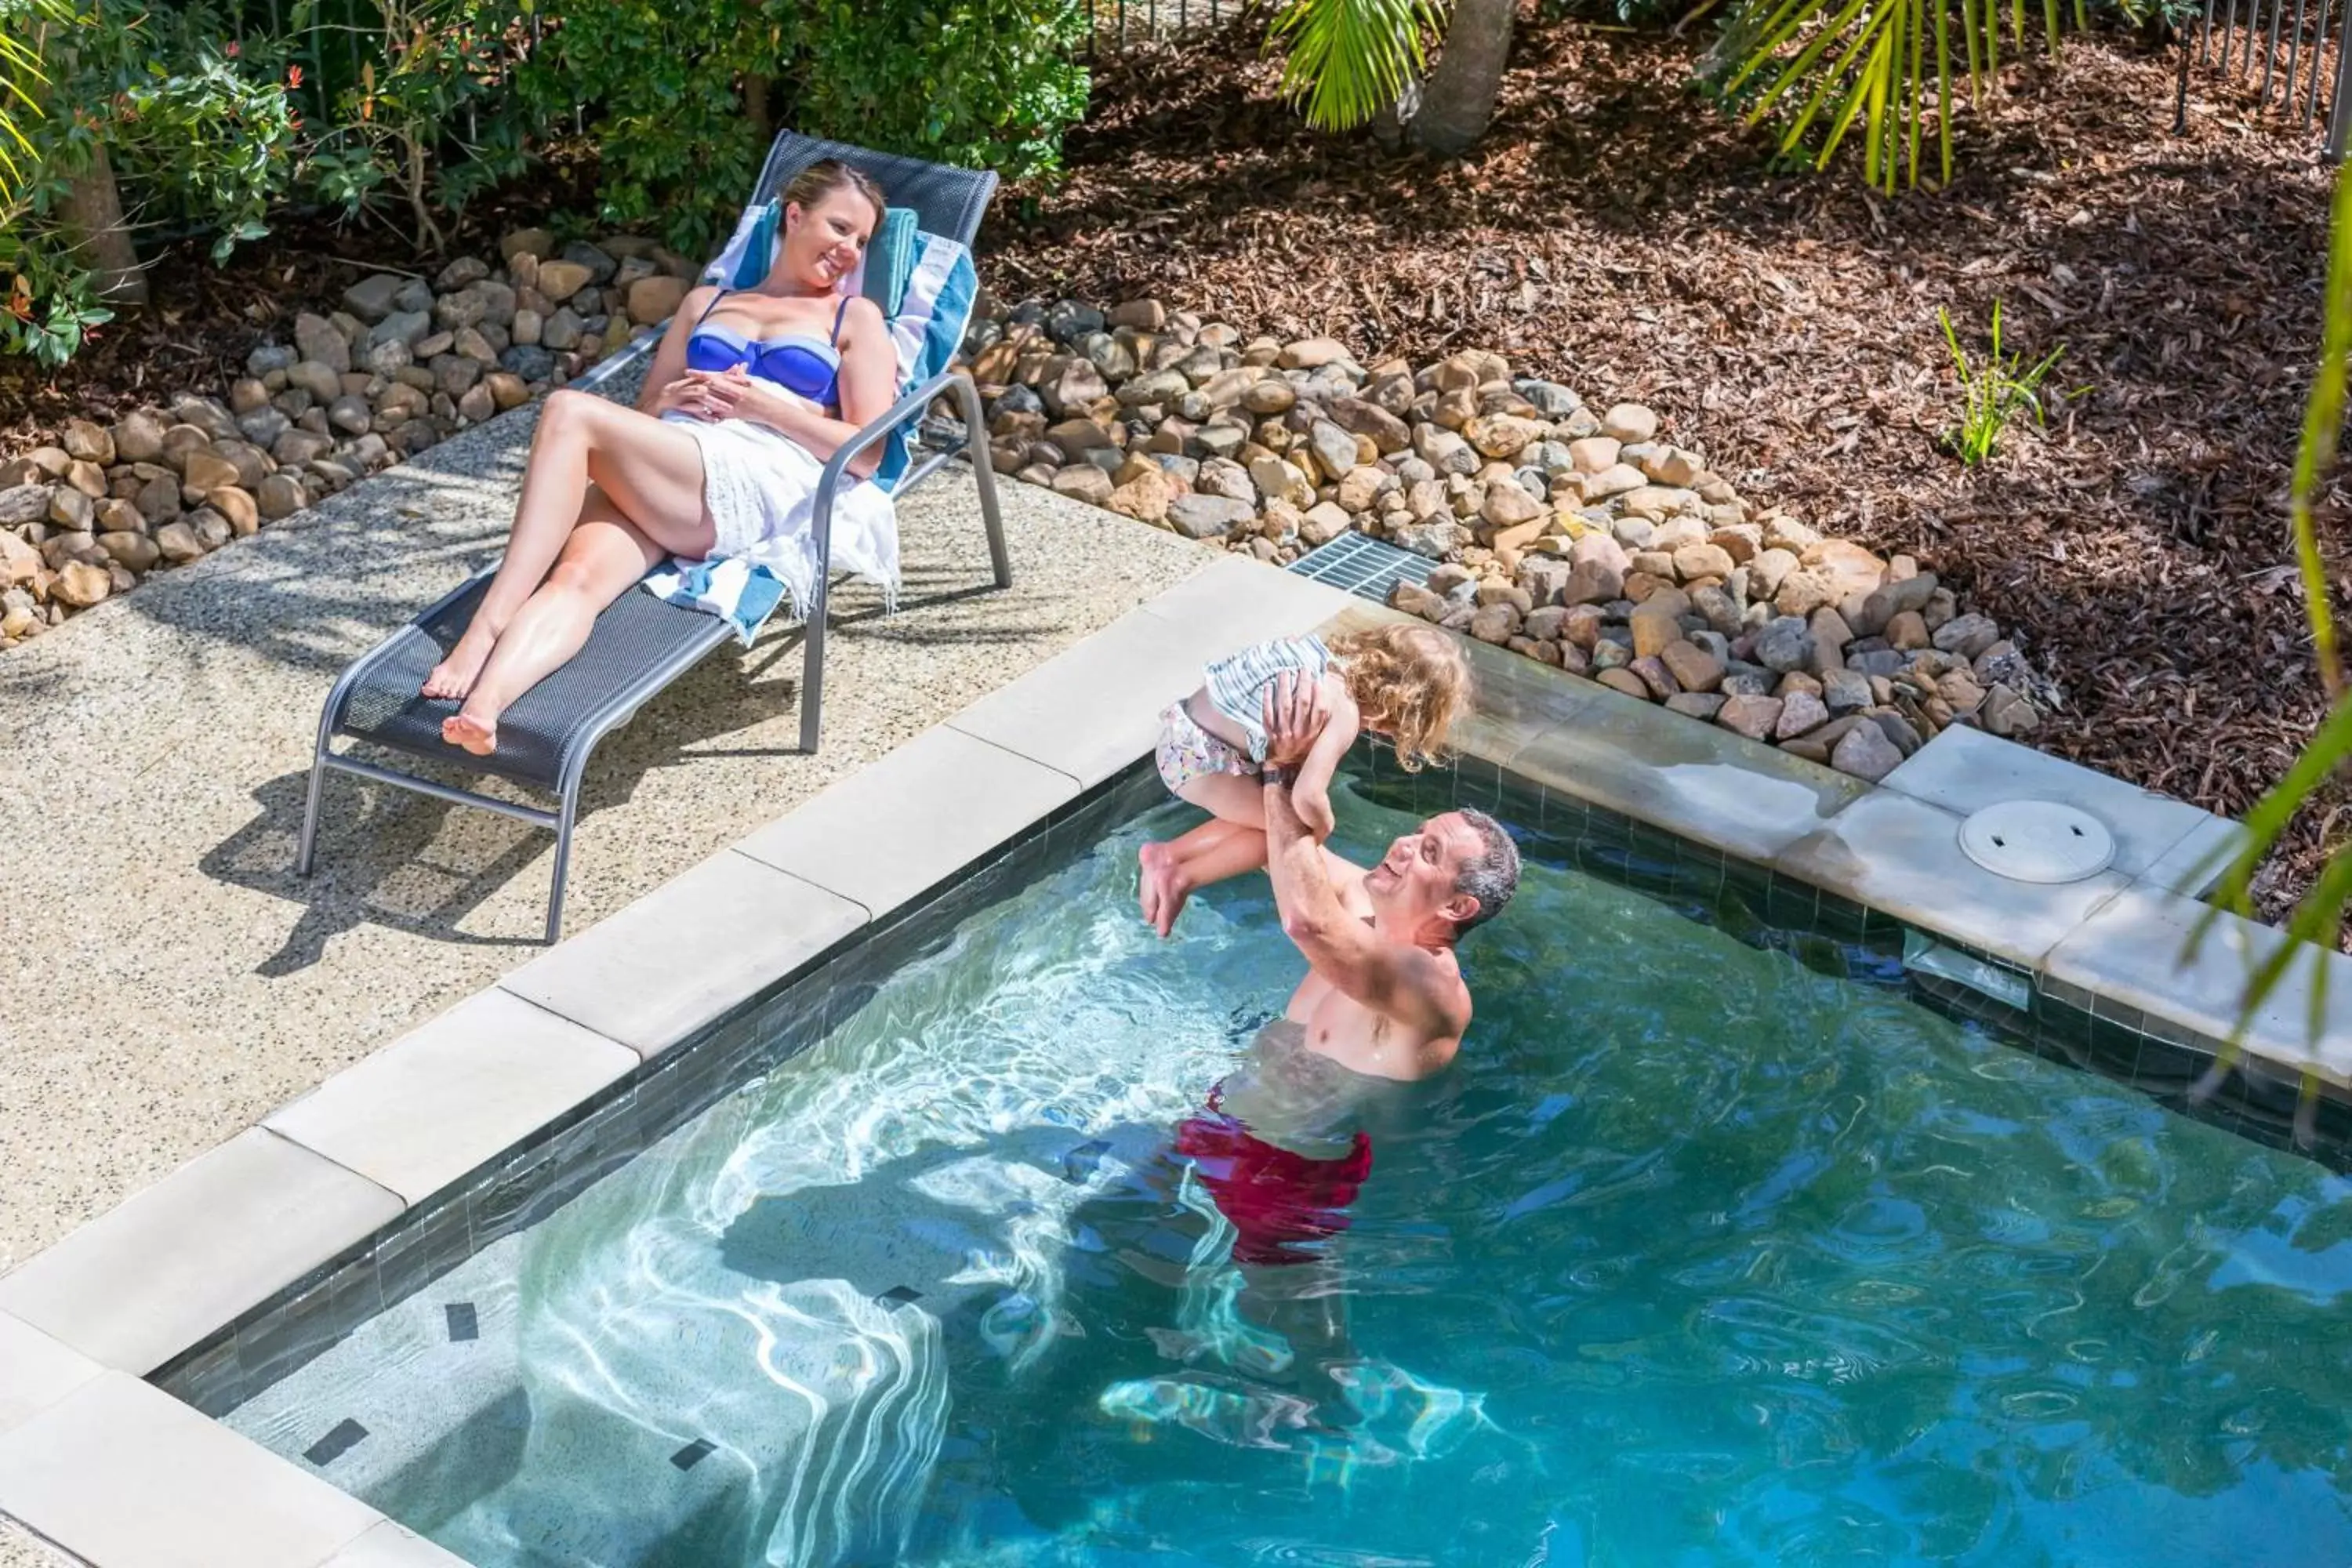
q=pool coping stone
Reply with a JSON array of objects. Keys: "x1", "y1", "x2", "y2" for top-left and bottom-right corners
[
  {"x1": 0, "y1": 1129, "x2": 404, "y2": 1377},
  {"x1": 263, "y1": 989, "x2": 643, "y2": 1208},
  {"x1": 0, "y1": 1372, "x2": 384, "y2": 1568},
  {"x1": 0, "y1": 1312, "x2": 103, "y2": 1443}
]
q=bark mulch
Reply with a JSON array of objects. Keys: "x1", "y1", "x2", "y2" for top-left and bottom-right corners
[{"x1": 986, "y1": 20, "x2": 2352, "y2": 938}]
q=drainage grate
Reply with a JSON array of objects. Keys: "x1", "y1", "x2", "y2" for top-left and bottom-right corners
[
  {"x1": 1957, "y1": 800, "x2": 2117, "y2": 884},
  {"x1": 1287, "y1": 533, "x2": 1439, "y2": 605}
]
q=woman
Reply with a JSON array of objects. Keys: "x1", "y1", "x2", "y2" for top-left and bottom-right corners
[{"x1": 420, "y1": 159, "x2": 900, "y2": 756}]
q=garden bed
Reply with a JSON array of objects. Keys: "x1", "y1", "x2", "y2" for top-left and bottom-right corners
[{"x1": 985, "y1": 19, "x2": 2350, "y2": 937}]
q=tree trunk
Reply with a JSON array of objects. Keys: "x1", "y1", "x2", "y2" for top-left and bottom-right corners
[
  {"x1": 1407, "y1": 0, "x2": 1515, "y2": 157},
  {"x1": 744, "y1": 73, "x2": 773, "y2": 136},
  {"x1": 59, "y1": 141, "x2": 147, "y2": 306}
]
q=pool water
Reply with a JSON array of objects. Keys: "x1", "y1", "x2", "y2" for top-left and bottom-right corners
[{"x1": 231, "y1": 774, "x2": 2352, "y2": 1566}]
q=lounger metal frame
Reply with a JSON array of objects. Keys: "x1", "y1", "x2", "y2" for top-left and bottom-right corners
[{"x1": 296, "y1": 132, "x2": 1007, "y2": 942}]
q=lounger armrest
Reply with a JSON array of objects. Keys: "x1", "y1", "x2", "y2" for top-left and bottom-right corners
[{"x1": 811, "y1": 368, "x2": 964, "y2": 523}]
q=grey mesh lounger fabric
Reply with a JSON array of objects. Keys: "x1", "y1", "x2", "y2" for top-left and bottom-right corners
[{"x1": 296, "y1": 132, "x2": 1009, "y2": 941}]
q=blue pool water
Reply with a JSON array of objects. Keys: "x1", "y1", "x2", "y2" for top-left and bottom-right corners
[{"x1": 233, "y1": 774, "x2": 2352, "y2": 1566}]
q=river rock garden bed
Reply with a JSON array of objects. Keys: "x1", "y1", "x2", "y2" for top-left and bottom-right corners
[
  {"x1": 0, "y1": 230, "x2": 680, "y2": 648},
  {"x1": 966, "y1": 296, "x2": 2044, "y2": 785}
]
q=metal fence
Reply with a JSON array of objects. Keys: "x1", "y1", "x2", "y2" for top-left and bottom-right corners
[
  {"x1": 1081, "y1": 0, "x2": 1242, "y2": 55},
  {"x1": 2175, "y1": 0, "x2": 2352, "y2": 157}
]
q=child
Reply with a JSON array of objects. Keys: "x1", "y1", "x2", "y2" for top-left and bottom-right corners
[{"x1": 1138, "y1": 622, "x2": 1471, "y2": 937}]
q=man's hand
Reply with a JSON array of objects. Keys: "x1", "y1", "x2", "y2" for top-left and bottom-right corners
[{"x1": 1261, "y1": 670, "x2": 1328, "y2": 770}]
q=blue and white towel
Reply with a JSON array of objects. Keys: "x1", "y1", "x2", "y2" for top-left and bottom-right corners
[
  {"x1": 641, "y1": 555, "x2": 789, "y2": 644},
  {"x1": 649, "y1": 196, "x2": 982, "y2": 641}
]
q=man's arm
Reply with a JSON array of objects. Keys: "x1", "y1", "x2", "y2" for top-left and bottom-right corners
[{"x1": 1259, "y1": 677, "x2": 1454, "y2": 1036}]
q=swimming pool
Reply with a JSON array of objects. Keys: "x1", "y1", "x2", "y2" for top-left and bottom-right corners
[{"x1": 222, "y1": 763, "x2": 2352, "y2": 1566}]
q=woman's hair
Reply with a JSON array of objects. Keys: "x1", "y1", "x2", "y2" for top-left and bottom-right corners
[
  {"x1": 781, "y1": 158, "x2": 887, "y2": 234},
  {"x1": 1331, "y1": 622, "x2": 1472, "y2": 773}
]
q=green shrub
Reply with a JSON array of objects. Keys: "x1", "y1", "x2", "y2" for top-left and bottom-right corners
[{"x1": 797, "y1": 0, "x2": 1091, "y2": 185}]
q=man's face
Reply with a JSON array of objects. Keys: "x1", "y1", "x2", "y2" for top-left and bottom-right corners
[{"x1": 1364, "y1": 811, "x2": 1483, "y2": 931}]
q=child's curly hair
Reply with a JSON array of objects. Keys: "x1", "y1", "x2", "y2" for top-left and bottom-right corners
[{"x1": 1331, "y1": 622, "x2": 1472, "y2": 773}]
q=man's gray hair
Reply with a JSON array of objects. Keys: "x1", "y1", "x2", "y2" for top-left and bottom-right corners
[{"x1": 1449, "y1": 808, "x2": 1520, "y2": 937}]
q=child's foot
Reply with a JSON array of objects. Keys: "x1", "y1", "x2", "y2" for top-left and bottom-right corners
[
  {"x1": 421, "y1": 626, "x2": 497, "y2": 702},
  {"x1": 1138, "y1": 842, "x2": 1166, "y2": 930},
  {"x1": 441, "y1": 710, "x2": 498, "y2": 756},
  {"x1": 1138, "y1": 842, "x2": 1190, "y2": 938}
]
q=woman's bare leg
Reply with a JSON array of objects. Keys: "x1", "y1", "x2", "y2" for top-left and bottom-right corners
[
  {"x1": 441, "y1": 501, "x2": 662, "y2": 754},
  {"x1": 423, "y1": 390, "x2": 717, "y2": 700}
]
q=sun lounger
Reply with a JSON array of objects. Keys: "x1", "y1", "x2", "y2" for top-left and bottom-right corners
[{"x1": 296, "y1": 132, "x2": 1009, "y2": 941}]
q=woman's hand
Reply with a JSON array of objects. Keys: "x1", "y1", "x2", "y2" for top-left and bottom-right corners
[
  {"x1": 688, "y1": 366, "x2": 826, "y2": 430},
  {"x1": 648, "y1": 373, "x2": 712, "y2": 419}
]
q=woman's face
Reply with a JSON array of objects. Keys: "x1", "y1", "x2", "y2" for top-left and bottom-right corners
[{"x1": 782, "y1": 187, "x2": 877, "y2": 292}]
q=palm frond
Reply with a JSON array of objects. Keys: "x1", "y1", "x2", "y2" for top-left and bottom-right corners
[{"x1": 1265, "y1": 0, "x2": 1446, "y2": 132}]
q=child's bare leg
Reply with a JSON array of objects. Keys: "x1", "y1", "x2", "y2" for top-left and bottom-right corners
[{"x1": 1144, "y1": 816, "x2": 1270, "y2": 938}]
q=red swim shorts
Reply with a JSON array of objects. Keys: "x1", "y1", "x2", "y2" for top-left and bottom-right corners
[{"x1": 1174, "y1": 1109, "x2": 1374, "y2": 1268}]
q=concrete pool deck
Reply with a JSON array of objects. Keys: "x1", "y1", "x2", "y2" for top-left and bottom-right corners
[{"x1": 6, "y1": 426, "x2": 2352, "y2": 1563}]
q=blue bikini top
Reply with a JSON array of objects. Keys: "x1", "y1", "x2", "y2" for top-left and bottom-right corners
[{"x1": 684, "y1": 290, "x2": 849, "y2": 408}]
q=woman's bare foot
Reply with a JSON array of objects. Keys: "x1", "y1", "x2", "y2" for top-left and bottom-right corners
[
  {"x1": 1138, "y1": 841, "x2": 1192, "y2": 938},
  {"x1": 421, "y1": 626, "x2": 498, "y2": 702},
  {"x1": 441, "y1": 710, "x2": 498, "y2": 756}
]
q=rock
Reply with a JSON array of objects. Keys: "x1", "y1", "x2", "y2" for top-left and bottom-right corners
[
  {"x1": 282, "y1": 359, "x2": 340, "y2": 405},
  {"x1": 209, "y1": 486, "x2": 260, "y2": 535},
  {"x1": 147, "y1": 520, "x2": 202, "y2": 563},
  {"x1": 257, "y1": 474, "x2": 307, "y2": 520},
  {"x1": 1885, "y1": 610, "x2": 1930, "y2": 651},
  {"x1": 1168, "y1": 493, "x2": 1257, "y2": 539},
  {"x1": 559, "y1": 240, "x2": 616, "y2": 285},
  {"x1": 179, "y1": 450, "x2": 240, "y2": 498},
  {"x1": 1561, "y1": 563, "x2": 1624, "y2": 607},
  {"x1": 270, "y1": 429, "x2": 334, "y2": 467},
  {"x1": 134, "y1": 474, "x2": 182, "y2": 524},
  {"x1": 1304, "y1": 422, "x2": 1359, "y2": 483},
  {"x1": 1108, "y1": 299, "x2": 1167, "y2": 330},
  {"x1": 59, "y1": 418, "x2": 113, "y2": 466},
  {"x1": 287, "y1": 313, "x2": 347, "y2": 374},
  {"x1": 1673, "y1": 543, "x2": 1736, "y2": 583},
  {"x1": 1775, "y1": 689, "x2": 1830, "y2": 739},
  {"x1": 1596, "y1": 668, "x2": 1652, "y2": 701},
  {"x1": 51, "y1": 559, "x2": 111, "y2": 606},
  {"x1": 1051, "y1": 466, "x2": 1115, "y2": 506},
  {"x1": 111, "y1": 409, "x2": 168, "y2": 463},
  {"x1": 501, "y1": 227, "x2": 556, "y2": 263},
  {"x1": 1299, "y1": 501, "x2": 1352, "y2": 546},
  {"x1": 1639, "y1": 446, "x2": 1703, "y2": 487},
  {"x1": 1567, "y1": 436, "x2": 1622, "y2": 474},
  {"x1": 1600, "y1": 403, "x2": 1658, "y2": 443},
  {"x1": 0, "y1": 484, "x2": 50, "y2": 526},
  {"x1": 535, "y1": 260, "x2": 593, "y2": 303},
  {"x1": 1464, "y1": 414, "x2": 1541, "y2": 460},
  {"x1": 367, "y1": 308, "x2": 433, "y2": 353},
  {"x1": 1628, "y1": 654, "x2": 1679, "y2": 699},
  {"x1": 1584, "y1": 463, "x2": 1646, "y2": 501},
  {"x1": 1277, "y1": 337, "x2": 1348, "y2": 369},
  {"x1": 1329, "y1": 397, "x2": 1410, "y2": 455},
  {"x1": 1246, "y1": 455, "x2": 1311, "y2": 507},
  {"x1": 1514, "y1": 379, "x2": 1581, "y2": 417},
  {"x1": 1630, "y1": 605, "x2": 1683, "y2": 660},
  {"x1": 1482, "y1": 481, "x2": 1545, "y2": 530},
  {"x1": 538, "y1": 307, "x2": 584, "y2": 351},
  {"x1": 1469, "y1": 604, "x2": 1521, "y2": 644},
  {"x1": 619, "y1": 274, "x2": 679, "y2": 328},
  {"x1": 1980, "y1": 684, "x2": 2042, "y2": 737},
  {"x1": 1392, "y1": 521, "x2": 1465, "y2": 558},
  {"x1": 45, "y1": 485, "x2": 93, "y2": 531},
  {"x1": 1762, "y1": 515, "x2": 1822, "y2": 554},
  {"x1": 1773, "y1": 567, "x2": 1845, "y2": 619},
  {"x1": 1823, "y1": 668, "x2": 1874, "y2": 715},
  {"x1": 1932, "y1": 612, "x2": 2001, "y2": 659},
  {"x1": 1661, "y1": 640, "x2": 1725, "y2": 693},
  {"x1": 500, "y1": 344, "x2": 557, "y2": 383},
  {"x1": 361, "y1": 337, "x2": 412, "y2": 376},
  {"x1": 1105, "y1": 466, "x2": 1173, "y2": 524},
  {"x1": 1755, "y1": 616, "x2": 1816, "y2": 673},
  {"x1": 340, "y1": 273, "x2": 403, "y2": 322},
  {"x1": 1336, "y1": 466, "x2": 1389, "y2": 514},
  {"x1": 245, "y1": 344, "x2": 299, "y2": 379}
]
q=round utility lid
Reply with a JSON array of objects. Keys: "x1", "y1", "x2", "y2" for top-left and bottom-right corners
[{"x1": 1957, "y1": 800, "x2": 2117, "y2": 884}]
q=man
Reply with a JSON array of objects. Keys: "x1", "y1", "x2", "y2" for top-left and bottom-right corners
[{"x1": 1154, "y1": 669, "x2": 1522, "y2": 1274}]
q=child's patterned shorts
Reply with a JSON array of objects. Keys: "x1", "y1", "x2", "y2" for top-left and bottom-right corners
[{"x1": 1156, "y1": 701, "x2": 1256, "y2": 793}]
